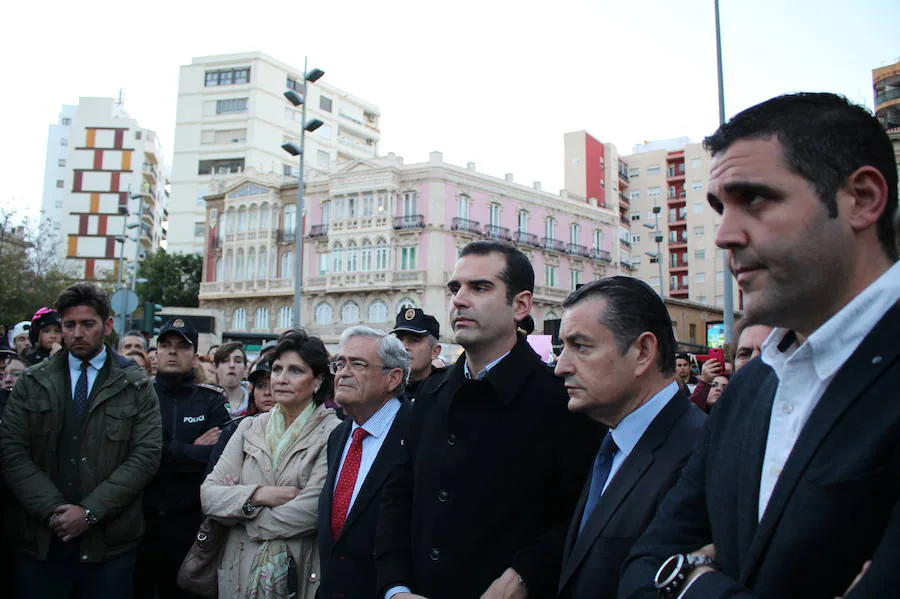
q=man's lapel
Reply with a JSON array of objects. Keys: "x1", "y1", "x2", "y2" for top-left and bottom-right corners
[
  {"x1": 739, "y1": 304, "x2": 900, "y2": 582},
  {"x1": 558, "y1": 476, "x2": 592, "y2": 590},
  {"x1": 340, "y1": 402, "x2": 411, "y2": 536}
]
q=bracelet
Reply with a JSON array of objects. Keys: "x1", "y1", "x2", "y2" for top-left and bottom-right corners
[{"x1": 242, "y1": 499, "x2": 257, "y2": 515}]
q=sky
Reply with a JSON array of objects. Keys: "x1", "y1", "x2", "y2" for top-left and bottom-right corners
[{"x1": 1, "y1": 0, "x2": 897, "y2": 219}]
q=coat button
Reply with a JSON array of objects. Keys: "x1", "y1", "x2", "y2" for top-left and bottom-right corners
[
  {"x1": 429, "y1": 547, "x2": 440, "y2": 561},
  {"x1": 309, "y1": 572, "x2": 318, "y2": 582},
  {"x1": 447, "y1": 433, "x2": 457, "y2": 446},
  {"x1": 81, "y1": 457, "x2": 88, "y2": 463},
  {"x1": 438, "y1": 490, "x2": 449, "y2": 502},
  {"x1": 264, "y1": 466, "x2": 271, "y2": 472}
]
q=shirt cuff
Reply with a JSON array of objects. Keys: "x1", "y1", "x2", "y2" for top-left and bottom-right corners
[{"x1": 386, "y1": 585, "x2": 411, "y2": 599}]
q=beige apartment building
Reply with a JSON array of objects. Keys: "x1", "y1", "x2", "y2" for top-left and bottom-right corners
[
  {"x1": 168, "y1": 52, "x2": 381, "y2": 255},
  {"x1": 623, "y1": 139, "x2": 739, "y2": 309},
  {"x1": 873, "y1": 60, "x2": 900, "y2": 179}
]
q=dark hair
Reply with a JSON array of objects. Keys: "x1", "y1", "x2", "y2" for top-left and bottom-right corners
[
  {"x1": 271, "y1": 329, "x2": 333, "y2": 406},
  {"x1": 459, "y1": 241, "x2": 534, "y2": 304},
  {"x1": 57, "y1": 283, "x2": 111, "y2": 322},
  {"x1": 121, "y1": 330, "x2": 148, "y2": 350},
  {"x1": 563, "y1": 276, "x2": 676, "y2": 376},
  {"x1": 674, "y1": 352, "x2": 690, "y2": 363},
  {"x1": 214, "y1": 341, "x2": 246, "y2": 366},
  {"x1": 704, "y1": 92, "x2": 898, "y2": 260}
]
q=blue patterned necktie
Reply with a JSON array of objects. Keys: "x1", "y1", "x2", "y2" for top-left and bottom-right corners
[
  {"x1": 73, "y1": 361, "x2": 90, "y2": 417},
  {"x1": 579, "y1": 432, "x2": 619, "y2": 534}
]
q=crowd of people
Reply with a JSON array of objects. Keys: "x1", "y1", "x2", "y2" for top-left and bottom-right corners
[{"x1": 0, "y1": 90, "x2": 898, "y2": 599}]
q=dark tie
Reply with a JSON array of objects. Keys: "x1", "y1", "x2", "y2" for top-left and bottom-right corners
[
  {"x1": 73, "y1": 361, "x2": 90, "y2": 417},
  {"x1": 579, "y1": 432, "x2": 619, "y2": 534},
  {"x1": 331, "y1": 427, "x2": 369, "y2": 539}
]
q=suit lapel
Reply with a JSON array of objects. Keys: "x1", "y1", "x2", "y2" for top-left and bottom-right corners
[
  {"x1": 559, "y1": 476, "x2": 591, "y2": 588},
  {"x1": 735, "y1": 369, "x2": 778, "y2": 561},
  {"x1": 559, "y1": 391, "x2": 688, "y2": 590},
  {"x1": 739, "y1": 304, "x2": 900, "y2": 583},
  {"x1": 339, "y1": 402, "x2": 411, "y2": 537}
]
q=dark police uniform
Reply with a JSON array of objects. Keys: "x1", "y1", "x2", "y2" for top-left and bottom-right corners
[
  {"x1": 391, "y1": 308, "x2": 446, "y2": 403},
  {"x1": 134, "y1": 318, "x2": 229, "y2": 599}
]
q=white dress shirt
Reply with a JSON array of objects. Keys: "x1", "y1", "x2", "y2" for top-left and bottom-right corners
[
  {"x1": 334, "y1": 397, "x2": 402, "y2": 512},
  {"x1": 67, "y1": 346, "x2": 108, "y2": 400},
  {"x1": 758, "y1": 260, "x2": 900, "y2": 520}
]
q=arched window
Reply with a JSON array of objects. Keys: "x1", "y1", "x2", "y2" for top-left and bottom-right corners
[
  {"x1": 254, "y1": 307, "x2": 269, "y2": 330},
  {"x1": 259, "y1": 202, "x2": 270, "y2": 229},
  {"x1": 224, "y1": 251, "x2": 233, "y2": 281},
  {"x1": 225, "y1": 208, "x2": 235, "y2": 233},
  {"x1": 341, "y1": 301, "x2": 359, "y2": 323},
  {"x1": 347, "y1": 241, "x2": 358, "y2": 272},
  {"x1": 375, "y1": 239, "x2": 388, "y2": 270},
  {"x1": 368, "y1": 300, "x2": 388, "y2": 323},
  {"x1": 235, "y1": 249, "x2": 244, "y2": 281},
  {"x1": 247, "y1": 248, "x2": 256, "y2": 280},
  {"x1": 361, "y1": 240, "x2": 371, "y2": 271},
  {"x1": 215, "y1": 258, "x2": 222, "y2": 282},
  {"x1": 232, "y1": 308, "x2": 247, "y2": 330},
  {"x1": 332, "y1": 242, "x2": 344, "y2": 273},
  {"x1": 238, "y1": 206, "x2": 248, "y2": 232},
  {"x1": 281, "y1": 252, "x2": 292, "y2": 278},
  {"x1": 315, "y1": 302, "x2": 333, "y2": 325},
  {"x1": 277, "y1": 306, "x2": 292, "y2": 329},
  {"x1": 258, "y1": 247, "x2": 268, "y2": 279},
  {"x1": 248, "y1": 204, "x2": 259, "y2": 230},
  {"x1": 284, "y1": 205, "x2": 296, "y2": 234},
  {"x1": 544, "y1": 310, "x2": 558, "y2": 322},
  {"x1": 397, "y1": 297, "x2": 416, "y2": 311}
]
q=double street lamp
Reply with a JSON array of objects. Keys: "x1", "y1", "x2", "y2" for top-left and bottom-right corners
[
  {"x1": 281, "y1": 58, "x2": 325, "y2": 328},
  {"x1": 643, "y1": 205, "x2": 665, "y2": 298}
]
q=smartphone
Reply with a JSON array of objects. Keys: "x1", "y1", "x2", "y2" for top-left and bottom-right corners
[{"x1": 708, "y1": 348, "x2": 726, "y2": 369}]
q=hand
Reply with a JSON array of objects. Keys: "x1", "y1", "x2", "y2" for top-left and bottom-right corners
[
  {"x1": 193, "y1": 427, "x2": 221, "y2": 445},
  {"x1": 50, "y1": 504, "x2": 89, "y2": 542},
  {"x1": 50, "y1": 342, "x2": 63, "y2": 356},
  {"x1": 836, "y1": 561, "x2": 870, "y2": 599},
  {"x1": 700, "y1": 359, "x2": 723, "y2": 383},
  {"x1": 250, "y1": 485, "x2": 300, "y2": 507},
  {"x1": 222, "y1": 473, "x2": 239, "y2": 486},
  {"x1": 682, "y1": 544, "x2": 716, "y2": 588},
  {"x1": 480, "y1": 568, "x2": 528, "y2": 599}
]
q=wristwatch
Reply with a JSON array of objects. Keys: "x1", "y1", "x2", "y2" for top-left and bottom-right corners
[
  {"x1": 83, "y1": 507, "x2": 98, "y2": 525},
  {"x1": 242, "y1": 499, "x2": 257, "y2": 516},
  {"x1": 654, "y1": 553, "x2": 716, "y2": 598}
]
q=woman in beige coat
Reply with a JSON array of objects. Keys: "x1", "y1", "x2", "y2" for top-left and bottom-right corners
[{"x1": 201, "y1": 330, "x2": 341, "y2": 599}]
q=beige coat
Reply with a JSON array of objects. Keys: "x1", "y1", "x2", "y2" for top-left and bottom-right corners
[{"x1": 201, "y1": 403, "x2": 340, "y2": 599}]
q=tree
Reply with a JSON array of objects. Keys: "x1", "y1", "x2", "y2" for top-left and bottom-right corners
[
  {"x1": 136, "y1": 249, "x2": 202, "y2": 307},
  {"x1": 0, "y1": 208, "x2": 76, "y2": 326}
]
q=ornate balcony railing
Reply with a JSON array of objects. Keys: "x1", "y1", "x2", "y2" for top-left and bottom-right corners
[
  {"x1": 451, "y1": 217, "x2": 481, "y2": 235},
  {"x1": 484, "y1": 224, "x2": 512, "y2": 241},
  {"x1": 393, "y1": 214, "x2": 425, "y2": 230}
]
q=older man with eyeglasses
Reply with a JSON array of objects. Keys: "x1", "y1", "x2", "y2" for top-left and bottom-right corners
[{"x1": 317, "y1": 326, "x2": 413, "y2": 599}]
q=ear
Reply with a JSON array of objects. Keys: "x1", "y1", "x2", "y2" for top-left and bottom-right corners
[
  {"x1": 386, "y1": 367, "x2": 404, "y2": 394},
  {"x1": 431, "y1": 343, "x2": 442, "y2": 359},
  {"x1": 843, "y1": 166, "x2": 889, "y2": 236},
  {"x1": 511, "y1": 290, "x2": 533, "y2": 322},
  {"x1": 631, "y1": 332, "x2": 659, "y2": 378},
  {"x1": 191, "y1": 354, "x2": 199, "y2": 367},
  {"x1": 102, "y1": 317, "x2": 114, "y2": 338}
]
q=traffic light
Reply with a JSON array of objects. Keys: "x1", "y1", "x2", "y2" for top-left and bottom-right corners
[{"x1": 143, "y1": 302, "x2": 163, "y2": 336}]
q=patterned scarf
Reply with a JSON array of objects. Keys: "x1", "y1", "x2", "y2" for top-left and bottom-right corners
[{"x1": 246, "y1": 401, "x2": 315, "y2": 598}]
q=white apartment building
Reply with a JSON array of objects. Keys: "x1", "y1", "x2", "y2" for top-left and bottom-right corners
[
  {"x1": 168, "y1": 52, "x2": 381, "y2": 255},
  {"x1": 624, "y1": 139, "x2": 740, "y2": 308},
  {"x1": 39, "y1": 97, "x2": 169, "y2": 282}
]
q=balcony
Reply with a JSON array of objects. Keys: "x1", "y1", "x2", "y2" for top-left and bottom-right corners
[
  {"x1": 534, "y1": 285, "x2": 570, "y2": 302},
  {"x1": 304, "y1": 269, "x2": 426, "y2": 294},
  {"x1": 619, "y1": 193, "x2": 630, "y2": 209},
  {"x1": 620, "y1": 215, "x2": 630, "y2": 226},
  {"x1": 618, "y1": 163, "x2": 630, "y2": 183},
  {"x1": 670, "y1": 263, "x2": 689, "y2": 273},
  {"x1": 666, "y1": 166, "x2": 686, "y2": 182},
  {"x1": 567, "y1": 243, "x2": 590, "y2": 258},
  {"x1": 451, "y1": 217, "x2": 481, "y2": 235},
  {"x1": 394, "y1": 214, "x2": 425, "y2": 230},
  {"x1": 619, "y1": 237, "x2": 632, "y2": 249},
  {"x1": 591, "y1": 248, "x2": 612, "y2": 263},
  {"x1": 200, "y1": 278, "x2": 294, "y2": 298},
  {"x1": 875, "y1": 87, "x2": 900, "y2": 107},
  {"x1": 142, "y1": 162, "x2": 159, "y2": 182},
  {"x1": 542, "y1": 237, "x2": 566, "y2": 253},
  {"x1": 278, "y1": 229, "x2": 296, "y2": 243},
  {"x1": 309, "y1": 224, "x2": 328, "y2": 238},
  {"x1": 514, "y1": 230, "x2": 540, "y2": 247},
  {"x1": 484, "y1": 224, "x2": 512, "y2": 241},
  {"x1": 619, "y1": 260, "x2": 635, "y2": 272}
]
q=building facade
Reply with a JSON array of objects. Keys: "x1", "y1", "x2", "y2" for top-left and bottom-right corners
[
  {"x1": 39, "y1": 97, "x2": 169, "y2": 282},
  {"x1": 198, "y1": 152, "x2": 622, "y2": 346},
  {"x1": 622, "y1": 139, "x2": 740, "y2": 309},
  {"x1": 168, "y1": 52, "x2": 381, "y2": 256},
  {"x1": 873, "y1": 60, "x2": 900, "y2": 180}
]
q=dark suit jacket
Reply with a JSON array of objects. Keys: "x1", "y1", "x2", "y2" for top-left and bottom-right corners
[
  {"x1": 558, "y1": 389, "x2": 705, "y2": 599},
  {"x1": 375, "y1": 336, "x2": 602, "y2": 599},
  {"x1": 316, "y1": 400, "x2": 412, "y2": 599},
  {"x1": 620, "y1": 303, "x2": 900, "y2": 598}
]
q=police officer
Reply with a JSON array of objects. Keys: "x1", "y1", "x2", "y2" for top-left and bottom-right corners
[
  {"x1": 390, "y1": 307, "x2": 445, "y2": 401},
  {"x1": 133, "y1": 318, "x2": 229, "y2": 599}
]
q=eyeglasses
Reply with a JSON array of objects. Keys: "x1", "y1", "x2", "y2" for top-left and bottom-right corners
[{"x1": 328, "y1": 359, "x2": 391, "y2": 375}]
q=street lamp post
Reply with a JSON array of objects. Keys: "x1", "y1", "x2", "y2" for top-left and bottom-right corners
[
  {"x1": 281, "y1": 58, "x2": 325, "y2": 329},
  {"x1": 715, "y1": 0, "x2": 735, "y2": 343},
  {"x1": 643, "y1": 204, "x2": 665, "y2": 298}
]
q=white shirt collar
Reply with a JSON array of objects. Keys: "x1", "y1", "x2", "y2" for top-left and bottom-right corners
[
  {"x1": 67, "y1": 346, "x2": 108, "y2": 371},
  {"x1": 609, "y1": 380, "x2": 679, "y2": 458},
  {"x1": 762, "y1": 261, "x2": 900, "y2": 380},
  {"x1": 351, "y1": 397, "x2": 401, "y2": 439}
]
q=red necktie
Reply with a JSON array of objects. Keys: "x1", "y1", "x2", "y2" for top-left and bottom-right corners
[{"x1": 331, "y1": 427, "x2": 368, "y2": 539}]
